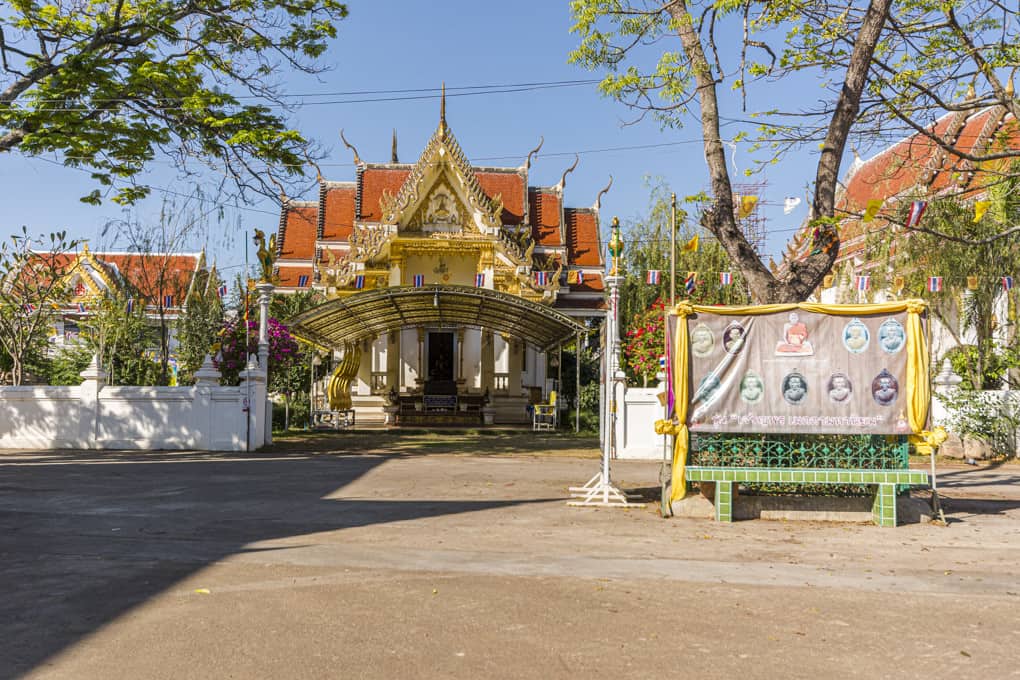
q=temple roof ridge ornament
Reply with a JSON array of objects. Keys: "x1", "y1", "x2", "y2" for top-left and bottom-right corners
[
  {"x1": 523, "y1": 136, "x2": 544, "y2": 171},
  {"x1": 339, "y1": 129, "x2": 362, "y2": 165},
  {"x1": 378, "y1": 88, "x2": 503, "y2": 229},
  {"x1": 555, "y1": 154, "x2": 580, "y2": 193},
  {"x1": 593, "y1": 175, "x2": 613, "y2": 211}
]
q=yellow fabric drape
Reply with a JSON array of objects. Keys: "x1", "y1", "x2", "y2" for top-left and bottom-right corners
[{"x1": 664, "y1": 300, "x2": 930, "y2": 503}]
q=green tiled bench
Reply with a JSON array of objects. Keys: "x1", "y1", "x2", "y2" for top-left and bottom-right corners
[{"x1": 685, "y1": 467, "x2": 929, "y2": 527}]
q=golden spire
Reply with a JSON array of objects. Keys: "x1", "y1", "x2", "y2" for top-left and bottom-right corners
[{"x1": 439, "y1": 82, "x2": 447, "y2": 139}]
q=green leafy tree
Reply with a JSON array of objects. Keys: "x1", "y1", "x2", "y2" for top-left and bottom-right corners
[
  {"x1": 571, "y1": 0, "x2": 1020, "y2": 303},
  {"x1": 269, "y1": 291, "x2": 321, "y2": 428},
  {"x1": 176, "y1": 271, "x2": 225, "y2": 385},
  {"x1": 0, "y1": 228, "x2": 79, "y2": 385},
  {"x1": 1, "y1": 1, "x2": 348, "y2": 204},
  {"x1": 77, "y1": 292, "x2": 161, "y2": 385}
]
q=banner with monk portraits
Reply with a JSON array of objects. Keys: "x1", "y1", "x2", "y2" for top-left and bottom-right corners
[{"x1": 681, "y1": 306, "x2": 921, "y2": 435}]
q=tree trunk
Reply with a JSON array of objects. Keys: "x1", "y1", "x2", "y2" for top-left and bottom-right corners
[{"x1": 668, "y1": 0, "x2": 894, "y2": 303}]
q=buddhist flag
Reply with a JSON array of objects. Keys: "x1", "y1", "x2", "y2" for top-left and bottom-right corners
[
  {"x1": 681, "y1": 234, "x2": 699, "y2": 253},
  {"x1": 906, "y1": 201, "x2": 928, "y2": 228},
  {"x1": 126, "y1": 298, "x2": 135, "y2": 314},
  {"x1": 296, "y1": 276, "x2": 308, "y2": 288},
  {"x1": 684, "y1": 271, "x2": 698, "y2": 293},
  {"x1": 475, "y1": 273, "x2": 485, "y2": 287},
  {"x1": 1003, "y1": 276, "x2": 1014, "y2": 291},
  {"x1": 863, "y1": 199, "x2": 883, "y2": 223},
  {"x1": 719, "y1": 272, "x2": 732, "y2": 285},
  {"x1": 783, "y1": 197, "x2": 801, "y2": 215},
  {"x1": 928, "y1": 276, "x2": 943, "y2": 292},
  {"x1": 974, "y1": 201, "x2": 991, "y2": 223},
  {"x1": 646, "y1": 270, "x2": 661, "y2": 285},
  {"x1": 738, "y1": 196, "x2": 758, "y2": 218},
  {"x1": 823, "y1": 274, "x2": 834, "y2": 288},
  {"x1": 856, "y1": 275, "x2": 870, "y2": 291},
  {"x1": 567, "y1": 270, "x2": 584, "y2": 285},
  {"x1": 967, "y1": 276, "x2": 980, "y2": 291},
  {"x1": 893, "y1": 276, "x2": 906, "y2": 294},
  {"x1": 413, "y1": 274, "x2": 425, "y2": 287}
]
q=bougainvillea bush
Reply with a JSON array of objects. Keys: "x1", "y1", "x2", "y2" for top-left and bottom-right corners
[
  {"x1": 214, "y1": 317, "x2": 300, "y2": 386},
  {"x1": 624, "y1": 299, "x2": 666, "y2": 386}
]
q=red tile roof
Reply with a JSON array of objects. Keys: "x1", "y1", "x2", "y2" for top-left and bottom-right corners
[
  {"x1": 278, "y1": 205, "x2": 317, "y2": 260},
  {"x1": 476, "y1": 171, "x2": 525, "y2": 224},
  {"x1": 529, "y1": 189, "x2": 562, "y2": 246},
  {"x1": 570, "y1": 273, "x2": 604, "y2": 293},
  {"x1": 359, "y1": 167, "x2": 410, "y2": 222},
  {"x1": 37, "y1": 251, "x2": 201, "y2": 301},
  {"x1": 565, "y1": 209, "x2": 602, "y2": 266},
  {"x1": 276, "y1": 265, "x2": 314, "y2": 287},
  {"x1": 321, "y1": 185, "x2": 356, "y2": 240}
]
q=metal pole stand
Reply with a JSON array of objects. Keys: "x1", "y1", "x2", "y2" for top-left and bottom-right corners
[{"x1": 568, "y1": 236, "x2": 644, "y2": 508}]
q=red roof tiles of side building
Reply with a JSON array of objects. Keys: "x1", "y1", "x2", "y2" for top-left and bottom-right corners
[
  {"x1": 36, "y1": 252, "x2": 201, "y2": 300},
  {"x1": 321, "y1": 185, "x2": 356, "y2": 240},
  {"x1": 554, "y1": 298, "x2": 607, "y2": 310},
  {"x1": 529, "y1": 189, "x2": 562, "y2": 246},
  {"x1": 278, "y1": 205, "x2": 318, "y2": 260},
  {"x1": 359, "y1": 167, "x2": 411, "y2": 222},
  {"x1": 475, "y1": 171, "x2": 525, "y2": 224},
  {"x1": 276, "y1": 265, "x2": 314, "y2": 287},
  {"x1": 570, "y1": 277, "x2": 605, "y2": 293},
  {"x1": 564, "y1": 209, "x2": 602, "y2": 267}
]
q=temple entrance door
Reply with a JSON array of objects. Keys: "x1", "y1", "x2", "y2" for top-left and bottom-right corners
[{"x1": 426, "y1": 331, "x2": 455, "y2": 394}]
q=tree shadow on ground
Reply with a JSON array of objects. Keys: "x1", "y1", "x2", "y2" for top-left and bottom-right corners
[
  {"x1": 269, "y1": 430, "x2": 600, "y2": 457},
  {"x1": 0, "y1": 450, "x2": 557, "y2": 677}
]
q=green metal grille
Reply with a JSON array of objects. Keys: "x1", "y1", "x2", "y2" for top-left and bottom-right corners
[{"x1": 689, "y1": 433, "x2": 910, "y2": 496}]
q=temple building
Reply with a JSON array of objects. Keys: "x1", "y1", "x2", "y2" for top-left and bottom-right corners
[{"x1": 274, "y1": 97, "x2": 608, "y2": 425}]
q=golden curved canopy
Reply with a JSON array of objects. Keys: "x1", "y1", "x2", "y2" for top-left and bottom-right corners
[{"x1": 287, "y1": 285, "x2": 588, "y2": 352}]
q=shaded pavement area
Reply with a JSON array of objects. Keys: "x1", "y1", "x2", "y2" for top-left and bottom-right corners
[{"x1": 1, "y1": 433, "x2": 1019, "y2": 679}]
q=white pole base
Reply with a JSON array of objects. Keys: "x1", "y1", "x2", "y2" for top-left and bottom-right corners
[{"x1": 567, "y1": 472, "x2": 645, "y2": 508}]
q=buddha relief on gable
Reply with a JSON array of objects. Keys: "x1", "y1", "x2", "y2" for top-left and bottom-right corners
[{"x1": 406, "y1": 181, "x2": 476, "y2": 233}]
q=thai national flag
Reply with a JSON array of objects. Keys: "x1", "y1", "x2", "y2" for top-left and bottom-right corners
[
  {"x1": 928, "y1": 276, "x2": 943, "y2": 292},
  {"x1": 906, "y1": 200, "x2": 928, "y2": 228},
  {"x1": 163, "y1": 294, "x2": 174, "y2": 307},
  {"x1": 413, "y1": 274, "x2": 425, "y2": 287},
  {"x1": 719, "y1": 272, "x2": 732, "y2": 285},
  {"x1": 126, "y1": 298, "x2": 135, "y2": 313},
  {"x1": 684, "y1": 272, "x2": 697, "y2": 293},
  {"x1": 297, "y1": 275, "x2": 308, "y2": 288},
  {"x1": 856, "y1": 275, "x2": 870, "y2": 291},
  {"x1": 575, "y1": 271, "x2": 585, "y2": 284},
  {"x1": 475, "y1": 273, "x2": 485, "y2": 287},
  {"x1": 534, "y1": 271, "x2": 548, "y2": 286},
  {"x1": 354, "y1": 275, "x2": 365, "y2": 289},
  {"x1": 1003, "y1": 276, "x2": 1014, "y2": 291},
  {"x1": 646, "y1": 270, "x2": 661, "y2": 285},
  {"x1": 23, "y1": 303, "x2": 36, "y2": 313},
  {"x1": 77, "y1": 302, "x2": 87, "y2": 313}
]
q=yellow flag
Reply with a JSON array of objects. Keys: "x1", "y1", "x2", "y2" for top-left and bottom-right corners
[
  {"x1": 967, "y1": 276, "x2": 979, "y2": 290},
  {"x1": 738, "y1": 196, "x2": 758, "y2": 218},
  {"x1": 681, "y1": 234, "x2": 699, "y2": 253},
  {"x1": 822, "y1": 274, "x2": 834, "y2": 288},
  {"x1": 893, "y1": 276, "x2": 905, "y2": 294},
  {"x1": 863, "y1": 199, "x2": 883, "y2": 223},
  {"x1": 566, "y1": 270, "x2": 580, "y2": 285},
  {"x1": 974, "y1": 201, "x2": 991, "y2": 223}
]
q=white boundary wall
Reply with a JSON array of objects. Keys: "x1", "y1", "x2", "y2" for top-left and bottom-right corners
[
  {"x1": 617, "y1": 384, "x2": 667, "y2": 460},
  {"x1": 0, "y1": 355, "x2": 267, "y2": 451}
]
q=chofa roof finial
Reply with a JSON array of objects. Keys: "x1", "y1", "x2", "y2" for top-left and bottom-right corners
[
  {"x1": 339, "y1": 129, "x2": 361, "y2": 165},
  {"x1": 524, "y1": 136, "x2": 544, "y2": 171},
  {"x1": 555, "y1": 154, "x2": 580, "y2": 192},
  {"x1": 593, "y1": 175, "x2": 613, "y2": 211}
]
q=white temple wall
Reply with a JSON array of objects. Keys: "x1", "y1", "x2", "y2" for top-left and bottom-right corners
[
  {"x1": 494, "y1": 334, "x2": 509, "y2": 374},
  {"x1": 400, "y1": 328, "x2": 420, "y2": 388},
  {"x1": 462, "y1": 328, "x2": 482, "y2": 390}
]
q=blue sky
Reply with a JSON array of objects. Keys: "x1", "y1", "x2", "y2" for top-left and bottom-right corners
[{"x1": 1, "y1": 1, "x2": 825, "y2": 279}]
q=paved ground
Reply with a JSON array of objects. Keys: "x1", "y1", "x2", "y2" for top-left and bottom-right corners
[{"x1": 2, "y1": 432, "x2": 1019, "y2": 679}]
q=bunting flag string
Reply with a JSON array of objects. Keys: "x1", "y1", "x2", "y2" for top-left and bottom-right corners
[
  {"x1": 126, "y1": 298, "x2": 135, "y2": 314},
  {"x1": 534, "y1": 271, "x2": 550, "y2": 286},
  {"x1": 566, "y1": 270, "x2": 584, "y2": 285},
  {"x1": 927, "y1": 276, "x2": 943, "y2": 292},
  {"x1": 823, "y1": 274, "x2": 835, "y2": 288},
  {"x1": 1003, "y1": 276, "x2": 1015, "y2": 291},
  {"x1": 719, "y1": 272, "x2": 732, "y2": 285},
  {"x1": 681, "y1": 234, "x2": 699, "y2": 253},
  {"x1": 77, "y1": 302, "x2": 87, "y2": 313},
  {"x1": 893, "y1": 276, "x2": 906, "y2": 295},
  {"x1": 163, "y1": 294, "x2": 174, "y2": 307},
  {"x1": 23, "y1": 303, "x2": 36, "y2": 313},
  {"x1": 645, "y1": 270, "x2": 661, "y2": 285},
  {"x1": 354, "y1": 274, "x2": 365, "y2": 289},
  {"x1": 295, "y1": 276, "x2": 307, "y2": 289},
  {"x1": 906, "y1": 200, "x2": 928, "y2": 228},
  {"x1": 412, "y1": 274, "x2": 425, "y2": 287},
  {"x1": 475, "y1": 272, "x2": 486, "y2": 287},
  {"x1": 684, "y1": 271, "x2": 698, "y2": 293},
  {"x1": 856, "y1": 275, "x2": 870, "y2": 291},
  {"x1": 966, "y1": 276, "x2": 979, "y2": 291}
]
